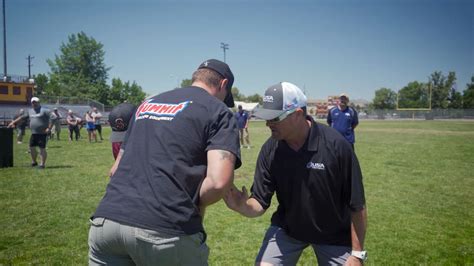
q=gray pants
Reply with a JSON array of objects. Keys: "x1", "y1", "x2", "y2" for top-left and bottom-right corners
[
  {"x1": 256, "y1": 226, "x2": 351, "y2": 266},
  {"x1": 88, "y1": 217, "x2": 209, "y2": 266}
]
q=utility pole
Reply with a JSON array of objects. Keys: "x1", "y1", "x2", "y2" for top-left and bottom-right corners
[
  {"x1": 2, "y1": 0, "x2": 7, "y2": 78},
  {"x1": 26, "y1": 54, "x2": 34, "y2": 78},
  {"x1": 220, "y1": 42, "x2": 229, "y2": 63}
]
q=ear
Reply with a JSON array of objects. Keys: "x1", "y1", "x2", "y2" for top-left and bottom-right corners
[{"x1": 220, "y1": 79, "x2": 229, "y2": 92}]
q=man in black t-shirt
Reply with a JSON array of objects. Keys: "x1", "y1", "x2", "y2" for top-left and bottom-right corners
[
  {"x1": 225, "y1": 82, "x2": 368, "y2": 265},
  {"x1": 89, "y1": 59, "x2": 241, "y2": 265}
]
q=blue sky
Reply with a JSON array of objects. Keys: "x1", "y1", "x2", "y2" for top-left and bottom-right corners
[{"x1": 6, "y1": 0, "x2": 474, "y2": 101}]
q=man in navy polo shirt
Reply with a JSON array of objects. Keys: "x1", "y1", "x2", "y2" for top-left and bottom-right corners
[
  {"x1": 327, "y1": 93, "x2": 359, "y2": 149},
  {"x1": 225, "y1": 82, "x2": 367, "y2": 265},
  {"x1": 89, "y1": 59, "x2": 241, "y2": 265},
  {"x1": 235, "y1": 104, "x2": 251, "y2": 149}
]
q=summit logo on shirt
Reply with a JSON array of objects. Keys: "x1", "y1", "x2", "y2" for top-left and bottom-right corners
[{"x1": 135, "y1": 99, "x2": 191, "y2": 121}]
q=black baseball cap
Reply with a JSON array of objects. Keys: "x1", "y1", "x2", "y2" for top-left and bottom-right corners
[
  {"x1": 108, "y1": 103, "x2": 136, "y2": 142},
  {"x1": 198, "y1": 59, "x2": 235, "y2": 107}
]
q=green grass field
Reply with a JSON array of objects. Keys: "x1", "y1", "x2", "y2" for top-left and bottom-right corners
[{"x1": 1, "y1": 120, "x2": 473, "y2": 265}]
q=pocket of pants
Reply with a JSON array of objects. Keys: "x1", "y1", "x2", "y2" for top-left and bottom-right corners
[
  {"x1": 135, "y1": 229, "x2": 180, "y2": 246},
  {"x1": 89, "y1": 217, "x2": 105, "y2": 227}
]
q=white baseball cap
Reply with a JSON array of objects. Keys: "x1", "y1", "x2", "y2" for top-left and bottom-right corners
[
  {"x1": 253, "y1": 82, "x2": 307, "y2": 120},
  {"x1": 31, "y1": 97, "x2": 40, "y2": 103}
]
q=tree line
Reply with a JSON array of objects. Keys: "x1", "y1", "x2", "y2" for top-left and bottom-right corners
[
  {"x1": 32, "y1": 31, "x2": 473, "y2": 110},
  {"x1": 371, "y1": 71, "x2": 474, "y2": 110}
]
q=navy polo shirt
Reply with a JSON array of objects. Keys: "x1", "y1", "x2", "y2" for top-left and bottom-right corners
[
  {"x1": 327, "y1": 106, "x2": 358, "y2": 144},
  {"x1": 250, "y1": 117, "x2": 365, "y2": 245},
  {"x1": 235, "y1": 111, "x2": 249, "y2": 129},
  {"x1": 93, "y1": 86, "x2": 241, "y2": 235}
]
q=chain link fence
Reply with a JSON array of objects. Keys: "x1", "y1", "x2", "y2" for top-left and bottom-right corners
[{"x1": 359, "y1": 109, "x2": 474, "y2": 120}]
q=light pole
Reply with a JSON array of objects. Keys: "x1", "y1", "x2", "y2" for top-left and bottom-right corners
[
  {"x1": 3, "y1": 0, "x2": 7, "y2": 78},
  {"x1": 220, "y1": 42, "x2": 229, "y2": 63}
]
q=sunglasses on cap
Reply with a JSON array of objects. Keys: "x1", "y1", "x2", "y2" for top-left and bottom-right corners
[{"x1": 266, "y1": 108, "x2": 298, "y2": 123}]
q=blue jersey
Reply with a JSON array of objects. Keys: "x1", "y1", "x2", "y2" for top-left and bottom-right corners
[{"x1": 327, "y1": 106, "x2": 358, "y2": 144}]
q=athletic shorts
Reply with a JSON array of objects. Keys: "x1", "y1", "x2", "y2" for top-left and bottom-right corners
[
  {"x1": 256, "y1": 226, "x2": 351, "y2": 265},
  {"x1": 86, "y1": 122, "x2": 95, "y2": 131},
  {"x1": 29, "y1": 134, "x2": 47, "y2": 149}
]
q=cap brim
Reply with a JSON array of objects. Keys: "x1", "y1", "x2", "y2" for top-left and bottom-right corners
[
  {"x1": 110, "y1": 131, "x2": 126, "y2": 142},
  {"x1": 224, "y1": 89, "x2": 235, "y2": 108},
  {"x1": 253, "y1": 108, "x2": 286, "y2": 120}
]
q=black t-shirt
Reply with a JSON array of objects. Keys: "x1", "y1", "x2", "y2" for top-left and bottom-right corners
[
  {"x1": 250, "y1": 117, "x2": 365, "y2": 245},
  {"x1": 93, "y1": 86, "x2": 241, "y2": 235}
]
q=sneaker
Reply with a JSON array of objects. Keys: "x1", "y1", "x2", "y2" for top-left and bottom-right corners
[
  {"x1": 31, "y1": 162, "x2": 38, "y2": 167},
  {"x1": 17, "y1": 141, "x2": 22, "y2": 144},
  {"x1": 38, "y1": 165, "x2": 45, "y2": 169}
]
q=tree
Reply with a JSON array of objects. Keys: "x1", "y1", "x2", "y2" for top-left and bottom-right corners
[
  {"x1": 108, "y1": 78, "x2": 146, "y2": 106},
  {"x1": 429, "y1": 71, "x2": 456, "y2": 109},
  {"x1": 448, "y1": 86, "x2": 463, "y2": 109},
  {"x1": 180, "y1": 79, "x2": 192, "y2": 88},
  {"x1": 398, "y1": 81, "x2": 429, "y2": 109},
  {"x1": 463, "y1": 75, "x2": 474, "y2": 108},
  {"x1": 33, "y1": 73, "x2": 48, "y2": 96},
  {"x1": 371, "y1": 88, "x2": 397, "y2": 109},
  {"x1": 246, "y1": 93, "x2": 263, "y2": 104},
  {"x1": 47, "y1": 32, "x2": 110, "y2": 99},
  {"x1": 231, "y1": 87, "x2": 245, "y2": 101}
]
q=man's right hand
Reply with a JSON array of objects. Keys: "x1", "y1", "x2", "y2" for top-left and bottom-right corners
[{"x1": 224, "y1": 184, "x2": 249, "y2": 213}]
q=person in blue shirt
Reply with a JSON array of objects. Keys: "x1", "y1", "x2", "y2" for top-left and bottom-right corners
[
  {"x1": 235, "y1": 104, "x2": 251, "y2": 149},
  {"x1": 327, "y1": 93, "x2": 359, "y2": 149}
]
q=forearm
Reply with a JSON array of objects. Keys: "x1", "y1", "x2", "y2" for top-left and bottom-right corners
[
  {"x1": 223, "y1": 184, "x2": 265, "y2": 218},
  {"x1": 109, "y1": 149, "x2": 124, "y2": 177},
  {"x1": 199, "y1": 175, "x2": 233, "y2": 208},
  {"x1": 199, "y1": 149, "x2": 235, "y2": 209},
  {"x1": 238, "y1": 197, "x2": 265, "y2": 218},
  {"x1": 350, "y1": 207, "x2": 367, "y2": 251}
]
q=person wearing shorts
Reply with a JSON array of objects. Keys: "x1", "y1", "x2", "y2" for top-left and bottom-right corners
[
  {"x1": 91, "y1": 107, "x2": 104, "y2": 141},
  {"x1": 85, "y1": 111, "x2": 97, "y2": 143},
  {"x1": 225, "y1": 82, "x2": 368, "y2": 265},
  {"x1": 8, "y1": 97, "x2": 52, "y2": 168}
]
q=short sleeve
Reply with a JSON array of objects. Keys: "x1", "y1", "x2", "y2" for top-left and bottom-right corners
[{"x1": 206, "y1": 108, "x2": 241, "y2": 169}]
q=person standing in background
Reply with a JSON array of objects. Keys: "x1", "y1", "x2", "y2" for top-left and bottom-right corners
[
  {"x1": 8, "y1": 97, "x2": 52, "y2": 168},
  {"x1": 85, "y1": 111, "x2": 97, "y2": 143},
  {"x1": 235, "y1": 104, "x2": 251, "y2": 149},
  {"x1": 50, "y1": 108, "x2": 62, "y2": 141},
  {"x1": 13, "y1": 109, "x2": 27, "y2": 144},
  {"x1": 91, "y1": 107, "x2": 104, "y2": 141},
  {"x1": 66, "y1": 110, "x2": 80, "y2": 141},
  {"x1": 327, "y1": 93, "x2": 359, "y2": 149},
  {"x1": 108, "y1": 102, "x2": 136, "y2": 160}
]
